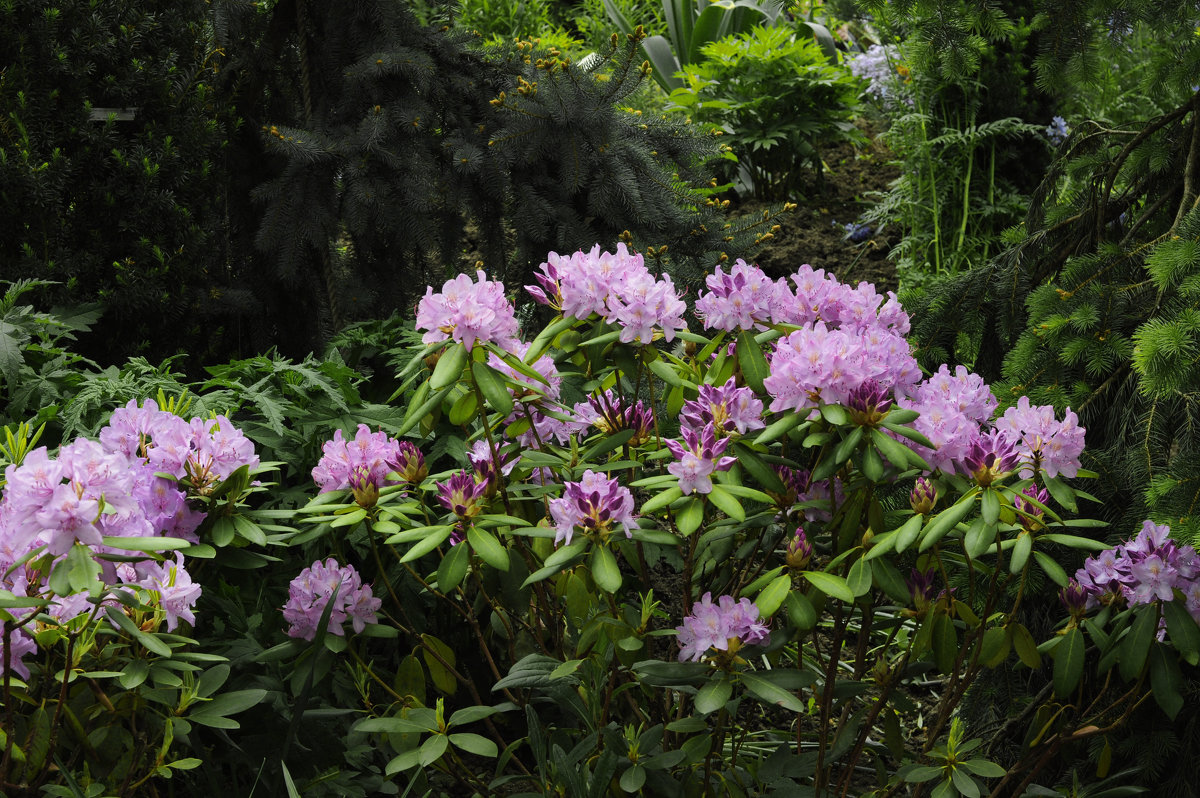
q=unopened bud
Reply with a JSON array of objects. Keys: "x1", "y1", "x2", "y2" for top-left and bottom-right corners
[
  {"x1": 786, "y1": 527, "x2": 813, "y2": 571},
  {"x1": 910, "y1": 477, "x2": 937, "y2": 515}
]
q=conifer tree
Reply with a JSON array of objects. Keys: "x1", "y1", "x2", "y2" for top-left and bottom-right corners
[
  {"x1": 901, "y1": 0, "x2": 1200, "y2": 538},
  {"x1": 232, "y1": 1, "x2": 771, "y2": 353}
]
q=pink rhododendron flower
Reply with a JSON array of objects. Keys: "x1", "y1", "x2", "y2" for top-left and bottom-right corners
[
  {"x1": 994, "y1": 396, "x2": 1085, "y2": 479},
  {"x1": 417, "y1": 269, "x2": 520, "y2": 351},
  {"x1": 282, "y1": 559, "x2": 381, "y2": 641},
  {"x1": 676, "y1": 592, "x2": 770, "y2": 662},
  {"x1": 666, "y1": 424, "x2": 736, "y2": 495},
  {"x1": 548, "y1": 469, "x2": 637, "y2": 546}
]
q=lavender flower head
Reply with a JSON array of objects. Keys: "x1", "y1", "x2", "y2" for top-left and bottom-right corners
[
  {"x1": 416, "y1": 269, "x2": 520, "y2": 352},
  {"x1": 666, "y1": 423, "x2": 737, "y2": 496},
  {"x1": 548, "y1": 469, "x2": 638, "y2": 547},
  {"x1": 468, "y1": 439, "x2": 517, "y2": 494},
  {"x1": 907, "y1": 568, "x2": 937, "y2": 613},
  {"x1": 312, "y1": 424, "x2": 402, "y2": 497},
  {"x1": 895, "y1": 365, "x2": 997, "y2": 474},
  {"x1": 437, "y1": 471, "x2": 488, "y2": 520},
  {"x1": 679, "y1": 377, "x2": 765, "y2": 438},
  {"x1": 994, "y1": 397, "x2": 1085, "y2": 479},
  {"x1": 1074, "y1": 520, "x2": 1200, "y2": 617},
  {"x1": 676, "y1": 592, "x2": 770, "y2": 662},
  {"x1": 1046, "y1": 116, "x2": 1070, "y2": 146},
  {"x1": 693, "y1": 259, "x2": 788, "y2": 331},
  {"x1": 962, "y1": 429, "x2": 1020, "y2": 487},
  {"x1": 282, "y1": 558, "x2": 381, "y2": 641},
  {"x1": 526, "y1": 244, "x2": 686, "y2": 343}
]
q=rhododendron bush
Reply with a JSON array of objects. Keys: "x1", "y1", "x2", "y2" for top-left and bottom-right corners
[{"x1": 2, "y1": 247, "x2": 1192, "y2": 795}]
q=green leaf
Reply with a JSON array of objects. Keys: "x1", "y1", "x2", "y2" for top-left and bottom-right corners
[
  {"x1": 740, "y1": 671, "x2": 804, "y2": 712},
  {"x1": 694, "y1": 677, "x2": 733, "y2": 715},
  {"x1": 833, "y1": 426, "x2": 865, "y2": 465},
  {"x1": 1164, "y1": 600, "x2": 1200, "y2": 659},
  {"x1": 847, "y1": 557, "x2": 872, "y2": 598},
  {"x1": 641, "y1": 486, "x2": 684, "y2": 514},
  {"x1": 960, "y1": 759, "x2": 1006, "y2": 778},
  {"x1": 755, "y1": 574, "x2": 791, "y2": 618},
  {"x1": 468, "y1": 525, "x2": 509, "y2": 571},
  {"x1": 471, "y1": 361, "x2": 514, "y2": 417},
  {"x1": 189, "y1": 689, "x2": 268, "y2": 727},
  {"x1": 620, "y1": 764, "x2": 647, "y2": 793},
  {"x1": 903, "y1": 765, "x2": 946, "y2": 783},
  {"x1": 754, "y1": 413, "x2": 804, "y2": 445},
  {"x1": 871, "y1": 558, "x2": 911, "y2": 604},
  {"x1": 786, "y1": 590, "x2": 817, "y2": 631},
  {"x1": 1032, "y1": 550, "x2": 1068, "y2": 587},
  {"x1": 449, "y1": 732, "x2": 499, "y2": 758},
  {"x1": 437, "y1": 538, "x2": 471, "y2": 592},
  {"x1": 981, "y1": 489, "x2": 1000, "y2": 526},
  {"x1": 801, "y1": 570, "x2": 854, "y2": 603},
  {"x1": 736, "y1": 331, "x2": 770, "y2": 393},
  {"x1": 419, "y1": 733, "x2": 450, "y2": 767},
  {"x1": 733, "y1": 443, "x2": 786, "y2": 493},
  {"x1": 590, "y1": 545, "x2": 622, "y2": 593},
  {"x1": 871, "y1": 427, "x2": 930, "y2": 471},
  {"x1": 893, "y1": 514, "x2": 924, "y2": 553},
  {"x1": 1120, "y1": 605, "x2": 1157, "y2": 681},
  {"x1": 706, "y1": 484, "x2": 744, "y2": 521},
  {"x1": 1035, "y1": 533, "x2": 1111, "y2": 551},
  {"x1": 100, "y1": 536, "x2": 190, "y2": 552},
  {"x1": 676, "y1": 497, "x2": 704, "y2": 536},
  {"x1": 980, "y1": 627, "x2": 1010, "y2": 668},
  {"x1": 448, "y1": 390, "x2": 478, "y2": 425},
  {"x1": 1012, "y1": 623, "x2": 1042, "y2": 669},
  {"x1": 399, "y1": 525, "x2": 454, "y2": 564},
  {"x1": 933, "y1": 613, "x2": 957, "y2": 673},
  {"x1": 1043, "y1": 474, "x2": 1078, "y2": 513},
  {"x1": 951, "y1": 765, "x2": 982, "y2": 798},
  {"x1": 422, "y1": 635, "x2": 458, "y2": 695},
  {"x1": 1053, "y1": 626, "x2": 1085, "y2": 698},
  {"x1": 1150, "y1": 643, "x2": 1184, "y2": 719},
  {"x1": 919, "y1": 490, "x2": 978, "y2": 552},
  {"x1": 647, "y1": 356, "x2": 687, "y2": 388},
  {"x1": 430, "y1": 342, "x2": 468, "y2": 391},
  {"x1": 1009, "y1": 531, "x2": 1033, "y2": 574}
]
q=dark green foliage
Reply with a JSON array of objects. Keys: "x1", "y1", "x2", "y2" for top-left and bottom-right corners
[
  {"x1": 238, "y1": 3, "x2": 758, "y2": 354},
  {"x1": 903, "y1": 1, "x2": 1200, "y2": 539},
  {"x1": 0, "y1": 0, "x2": 244, "y2": 364},
  {"x1": 672, "y1": 26, "x2": 865, "y2": 200}
]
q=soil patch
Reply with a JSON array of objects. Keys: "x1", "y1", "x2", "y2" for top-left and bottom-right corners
[{"x1": 732, "y1": 122, "x2": 900, "y2": 293}]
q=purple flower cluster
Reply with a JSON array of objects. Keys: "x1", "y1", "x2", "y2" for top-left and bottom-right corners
[
  {"x1": 416, "y1": 269, "x2": 520, "y2": 352},
  {"x1": 676, "y1": 592, "x2": 770, "y2": 662},
  {"x1": 1074, "y1": 521, "x2": 1200, "y2": 618},
  {"x1": 312, "y1": 425, "x2": 407, "y2": 499},
  {"x1": 847, "y1": 44, "x2": 911, "y2": 106},
  {"x1": 679, "y1": 378, "x2": 764, "y2": 438},
  {"x1": 764, "y1": 321, "x2": 920, "y2": 415},
  {"x1": 995, "y1": 397, "x2": 1086, "y2": 479},
  {"x1": 1046, "y1": 116, "x2": 1070, "y2": 146},
  {"x1": 667, "y1": 425, "x2": 736, "y2": 495},
  {"x1": 468, "y1": 439, "x2": 517, "y2": 493},
  {"x1": 896, "y1": 365, "x2": 997, "y2": 474},
  {"x1": 0, "y1": 400, "x2": 250, "y2": 676},
  {"x1": 548, "y1": 469, "x2": 637, "y2": 546},
  {"x1": 526, "y1": 244, "x2": 687, "y2": 344},
  {"x1": 694, "y1": 259, "x2": 786, "y2": 331},
  {"x1": 437, "y1": 471, "x2": 489, "y2": 521},
  {"x1": 962, "y1": 429, "x2": 1022, "y2": 487},
  {"x1": 116, "y1": 553, "x2": 202, "y2": 632},
  {"x1": 282, "y1": 558, "x2": 382, "y2": 641}
]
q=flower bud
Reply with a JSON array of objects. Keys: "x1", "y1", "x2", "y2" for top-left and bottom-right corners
[
  {"x1": 846, "y1": 379, "x2": 893, "y2": 427},
  {"x1": 786, "y1": 527, "x2": 813, "y2": 571},
  {"x1": 391, "y1": 441, "x2": 427, "y2": 485},
  {"x1": 910, "y1": 477, "x2": 937, "y2": 515},
  {"x1": 1015, "y1": 484, "x2": 1050, "y2": 532},
  {"x1": 348, "y1": 464, "x2": 380, "y2": 508},
  {"x1": 1060, "y1": 578, "x2": 1088, "y2": 620}
]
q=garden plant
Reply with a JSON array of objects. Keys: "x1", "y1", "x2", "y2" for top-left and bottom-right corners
[{"x1": 2, "y1": 247, "x2": 1196, "y2": 795}]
